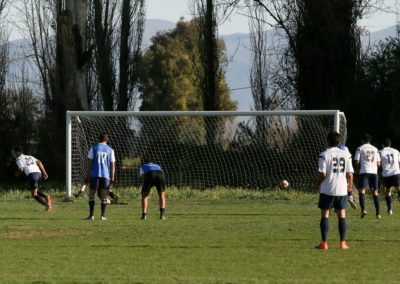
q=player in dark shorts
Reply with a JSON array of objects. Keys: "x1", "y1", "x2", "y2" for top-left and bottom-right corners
[{"x1": 139, "y1": 160, "x2": 166, "y2": 220}]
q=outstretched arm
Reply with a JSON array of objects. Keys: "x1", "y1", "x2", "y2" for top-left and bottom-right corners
[{"x1": 36, "y1": 160, "x2": 48, "y2": 180}]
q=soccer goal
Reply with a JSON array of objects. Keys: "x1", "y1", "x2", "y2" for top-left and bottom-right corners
[{"x1": 66, "y1": 110, "x2": 347, "y2": 197}]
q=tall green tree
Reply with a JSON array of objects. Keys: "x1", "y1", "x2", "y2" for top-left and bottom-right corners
[
  {"x1": 140, "y1": 19, "x2": 235, "y2": 112},
  {"x1": 349, "y1": 37, "x2": 400, "y2": 147}
]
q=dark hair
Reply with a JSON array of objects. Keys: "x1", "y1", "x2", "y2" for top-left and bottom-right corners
[
  {"x1": 361, "y1": 133, "x2": 371, "y2": 143},
  {"x1": 13, "y1": 145, "x2": 23, "y2": 153},
  {"x1": 98, "y1": 132, "x2": 109, "y2": 142},
  {"x1": 327, "y1": 131, "x2": 341, "y2": 147},
  {"x1": 382, "y1": 137, "x2": 391, "y2": 147}
]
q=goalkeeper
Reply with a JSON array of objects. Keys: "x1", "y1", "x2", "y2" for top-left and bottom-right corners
[
  {"x1": 75, "y1": 180, "x2": 119, "y2": 203},
  {"x1": 139, "y1": 159, "x2": 166, "y2": 220}
]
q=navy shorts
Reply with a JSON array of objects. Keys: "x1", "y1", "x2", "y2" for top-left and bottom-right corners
[
  {"x1": 142, "y1": 171, "x2": 166, "y2": 194},
  {"x1": 27, "y1": 172, "x2": 42, "y2": 190},
  {"x1": 383, "y1": 174, "x2": 400, "y2": 188},
  {"x1": 357, "y1": 173, "x2": 379, "y2": 190},
  {"x1": 318, "y1": 194, "x2": 348, "y2": 210},
  {"x1": 89, "y1": 177, "x2": 110, "y2": 191}
]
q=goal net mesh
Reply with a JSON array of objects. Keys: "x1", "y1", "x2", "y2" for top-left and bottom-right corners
[{"x1": 70, "y1": 112, "x2": 347, "y2": 190}]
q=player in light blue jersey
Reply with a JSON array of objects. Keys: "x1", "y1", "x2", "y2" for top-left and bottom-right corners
[
  {"x1": 84, "y1": 133, "x2": 116, "y2": 221},
  {"x1": 139, "y1": 159, "x2": 166, "y2": 220}
]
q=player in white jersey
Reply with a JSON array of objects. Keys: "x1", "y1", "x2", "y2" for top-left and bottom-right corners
[
  {"x1": 315, "y1": 132, "x2": 354, "y2": 250},
  {"x1": 13, "y1": 146, "x2": 52, "y2": 211},
  {"x1": 379, "y1": 138, "x2": 400, "y2": 215},
  {"x1": 338, "y1": 143, "x2": 357, "y2": 210},
  {"x1": 354, "y1": 133, "x2": 381, "y2": 219}
]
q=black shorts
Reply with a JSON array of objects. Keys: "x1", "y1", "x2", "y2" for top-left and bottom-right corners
[
  {"x1": 89, "y1": 177, "x2": 110, "y2": 191},
  {"x1": 357, "y1": 173, "x2": 379, "y2": 190},
  {"x1": 142, "y1": 171, "x2": 166, "y2": 194},
  {"x1": 27, "y1": 172, "x2": 42, "y2": 190},
  {"x1": 383, "y1": 174, "x2": 400, "y2": 188},
  {"x1": 318, "y1": 194, "x2": 348, "y2": 210}
]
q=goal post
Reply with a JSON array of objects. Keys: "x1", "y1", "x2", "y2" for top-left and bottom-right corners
[{"x1": 66, "y1": 110, "x2": 347, "y2": 197}]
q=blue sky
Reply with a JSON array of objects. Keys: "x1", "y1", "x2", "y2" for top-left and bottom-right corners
[{"x1": 147, "y1": 0, "x2": 398, "y2": 35}]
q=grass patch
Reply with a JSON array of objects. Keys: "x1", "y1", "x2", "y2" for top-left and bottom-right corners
[{"x1": 0, "y1": 188, "x2": 399, "y2": 283}]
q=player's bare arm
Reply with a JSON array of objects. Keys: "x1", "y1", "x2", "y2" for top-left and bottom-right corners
[
  {"x1": 84, "y1": 159, "x2": 92, "y2": 183},
  {"x1": 36, "y1": 160, "x2": 48, "y2": 180},
  {"x1": 110, "y1": 161, "x2": 116, "y2": 183},
  {"x1": 346, "y1": 172, "x2": 353, "y2": 194}
]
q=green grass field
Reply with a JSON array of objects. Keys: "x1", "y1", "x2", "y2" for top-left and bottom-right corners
[{"x1": 1, "y1": 188, "x2": 400, "y2": 283}]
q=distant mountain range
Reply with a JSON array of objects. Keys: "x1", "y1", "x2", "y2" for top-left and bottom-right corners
[{"x1": 7, "y1": 19, "x2": 398, "y2": 111}]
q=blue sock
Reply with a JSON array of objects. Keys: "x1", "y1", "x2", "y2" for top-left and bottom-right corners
[
  {"x1": 320, "y1": 218, "x2": 329, "y2": 241},
  {"x1": 359, "y1": 193, "x2": 365, "y2": 211},
  {"x1": 338, "y1": 218, "x2": 347, "y2": 241},
  {"x1": 373, "y1": 195, "x2": 380, "y2": 215}
]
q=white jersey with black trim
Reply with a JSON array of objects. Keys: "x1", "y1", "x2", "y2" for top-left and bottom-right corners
[
  {"x1": 354, "y1": 143, "x2": 380, "y2": 174},
  {"x1": 319, "y1": 147, "x2": 354, "y2": 196},
  {"x1": 379, "y1": 147, "x2": 400, "y2": 177},
  {"x1": 16, "y1": 154, "x2": 41, "y2": 176}
]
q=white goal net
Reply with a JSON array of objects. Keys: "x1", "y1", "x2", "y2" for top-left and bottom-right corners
[{"x1": 66, "y1": 110, "x2": 347, "y2": 197}]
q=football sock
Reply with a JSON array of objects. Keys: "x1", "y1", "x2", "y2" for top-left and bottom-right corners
[
  {"x1": 89, "y1": 200, "x2": 95, "y2": 216},
  {"x1": 160, "y1": 207, "x2": 165, "y2": 216},
  {"x1": 101, "y1": 201, "x2": 107, "y2": 217},
  {"x1": 359, "y1": 192, "x2": 365, "y2": 211},
  {"x1": 109, "y1": 192, "x2": 116, "y2": 200},
  {"x1": 373, "y1": 195, "x2": 380, "y2": 215},
  {"x1": 338, "y1": 218, "x2": 347, "y2": 241},
  {"x1": 37, "y1": 191, "x2": 47, "y2": 199},
  {"x1": 385, "y1": 195, "x2": 392, "y2": 211},
  {"x1": 34, "y1": 195, "x2": 48, "y2": 206},
  {"x1": 320, "y1": 217, "x2": 329, "y2": 242}
]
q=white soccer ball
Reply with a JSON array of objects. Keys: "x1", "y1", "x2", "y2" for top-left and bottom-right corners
[{"x1": 280, "y1": 180, "x2": 289, "y2": 189}]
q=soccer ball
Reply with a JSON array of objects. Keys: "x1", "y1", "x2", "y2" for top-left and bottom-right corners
[{"x1": 280, "y1": 180, "x2": 289, "y2": 189}]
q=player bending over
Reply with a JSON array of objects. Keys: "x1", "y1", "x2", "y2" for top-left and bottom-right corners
[
  {"x1": 354, "y1": 133, "x2": 381, "y2": 219},
  {"x1": 13, "y1": 146, "x2": 52, "y2": 211},
  {"x1": 379, "y1": 137, "x2": 400, "y2": 215},
  {"x1": 315, "y1": 132, "x2": 354, "y2": 250},
  {"x1": 84, "y1": 132, "x2": 116, "y2": 221},
  {"x1": 139, "y1": 159, "x2": 166, "y2": 220}
]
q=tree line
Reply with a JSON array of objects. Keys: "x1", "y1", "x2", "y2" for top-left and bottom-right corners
[{"x1": 0, "y1": 0, "x2": 399, "y2": 182}]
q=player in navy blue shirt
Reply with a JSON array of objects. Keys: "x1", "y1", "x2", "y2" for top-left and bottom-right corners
[
  {"x1": 139, "y1": 159, "x2": 166, "y2": 220},
  {"x1": 84, "y1": 133, "x2": 116, "y2": 221}
]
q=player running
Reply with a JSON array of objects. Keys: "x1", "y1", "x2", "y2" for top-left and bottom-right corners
[
  {"x1": 315, "y1": 132, "x2": 354, "y2": 250},
  {"x1": 13, "y1": 146, "x2": 52, "y2": 211},
  {"x1": 84, "y1": 132, "x2": 116, "y2": 221},
  {"x1": 379, "y1": 137, "x2": 400, "y2": 215},
  {"x1": 139, "y1": 159, "x2": 166, "y2": 220},
  {"x1": 354, "y1": 133, "x2": 381, "y2": 219}
]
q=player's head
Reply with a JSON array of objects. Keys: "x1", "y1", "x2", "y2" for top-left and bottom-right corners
[
  {"x1": 361, "y1": 133, "x2": 371, "y2": 144},
  {"x1": 12, "y1": 145, "x2": 23, "y2": 157},
  {"x1": 98, "y1": 132, "x2": 109, "y2": 143},
  {"x1": 382, "y1": 137, "x2": 391, "y2": 147},
  {"x1": 327, "y1": 131, "x2": 341, "y2": 147}
]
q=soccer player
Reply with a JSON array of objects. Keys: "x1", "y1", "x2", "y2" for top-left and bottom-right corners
[
  {"x1": 315, "y1": 132, "x2": 354, "y2": 250},
  {"x1": 13, "y1": 146, "x2": 52, "y2": 211},
  {"x1": 84, "y1": 132, "x2": 116, "y2": 221},
  {"x1": 139, "y1": 159, "x2": 166, "y2": 220},
  {"x1": 354, "y1": 133, "x2": 381, "y2": 219},
  {"x1": 379, "y1": 137, "x2": 400, "y2": 215}
]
